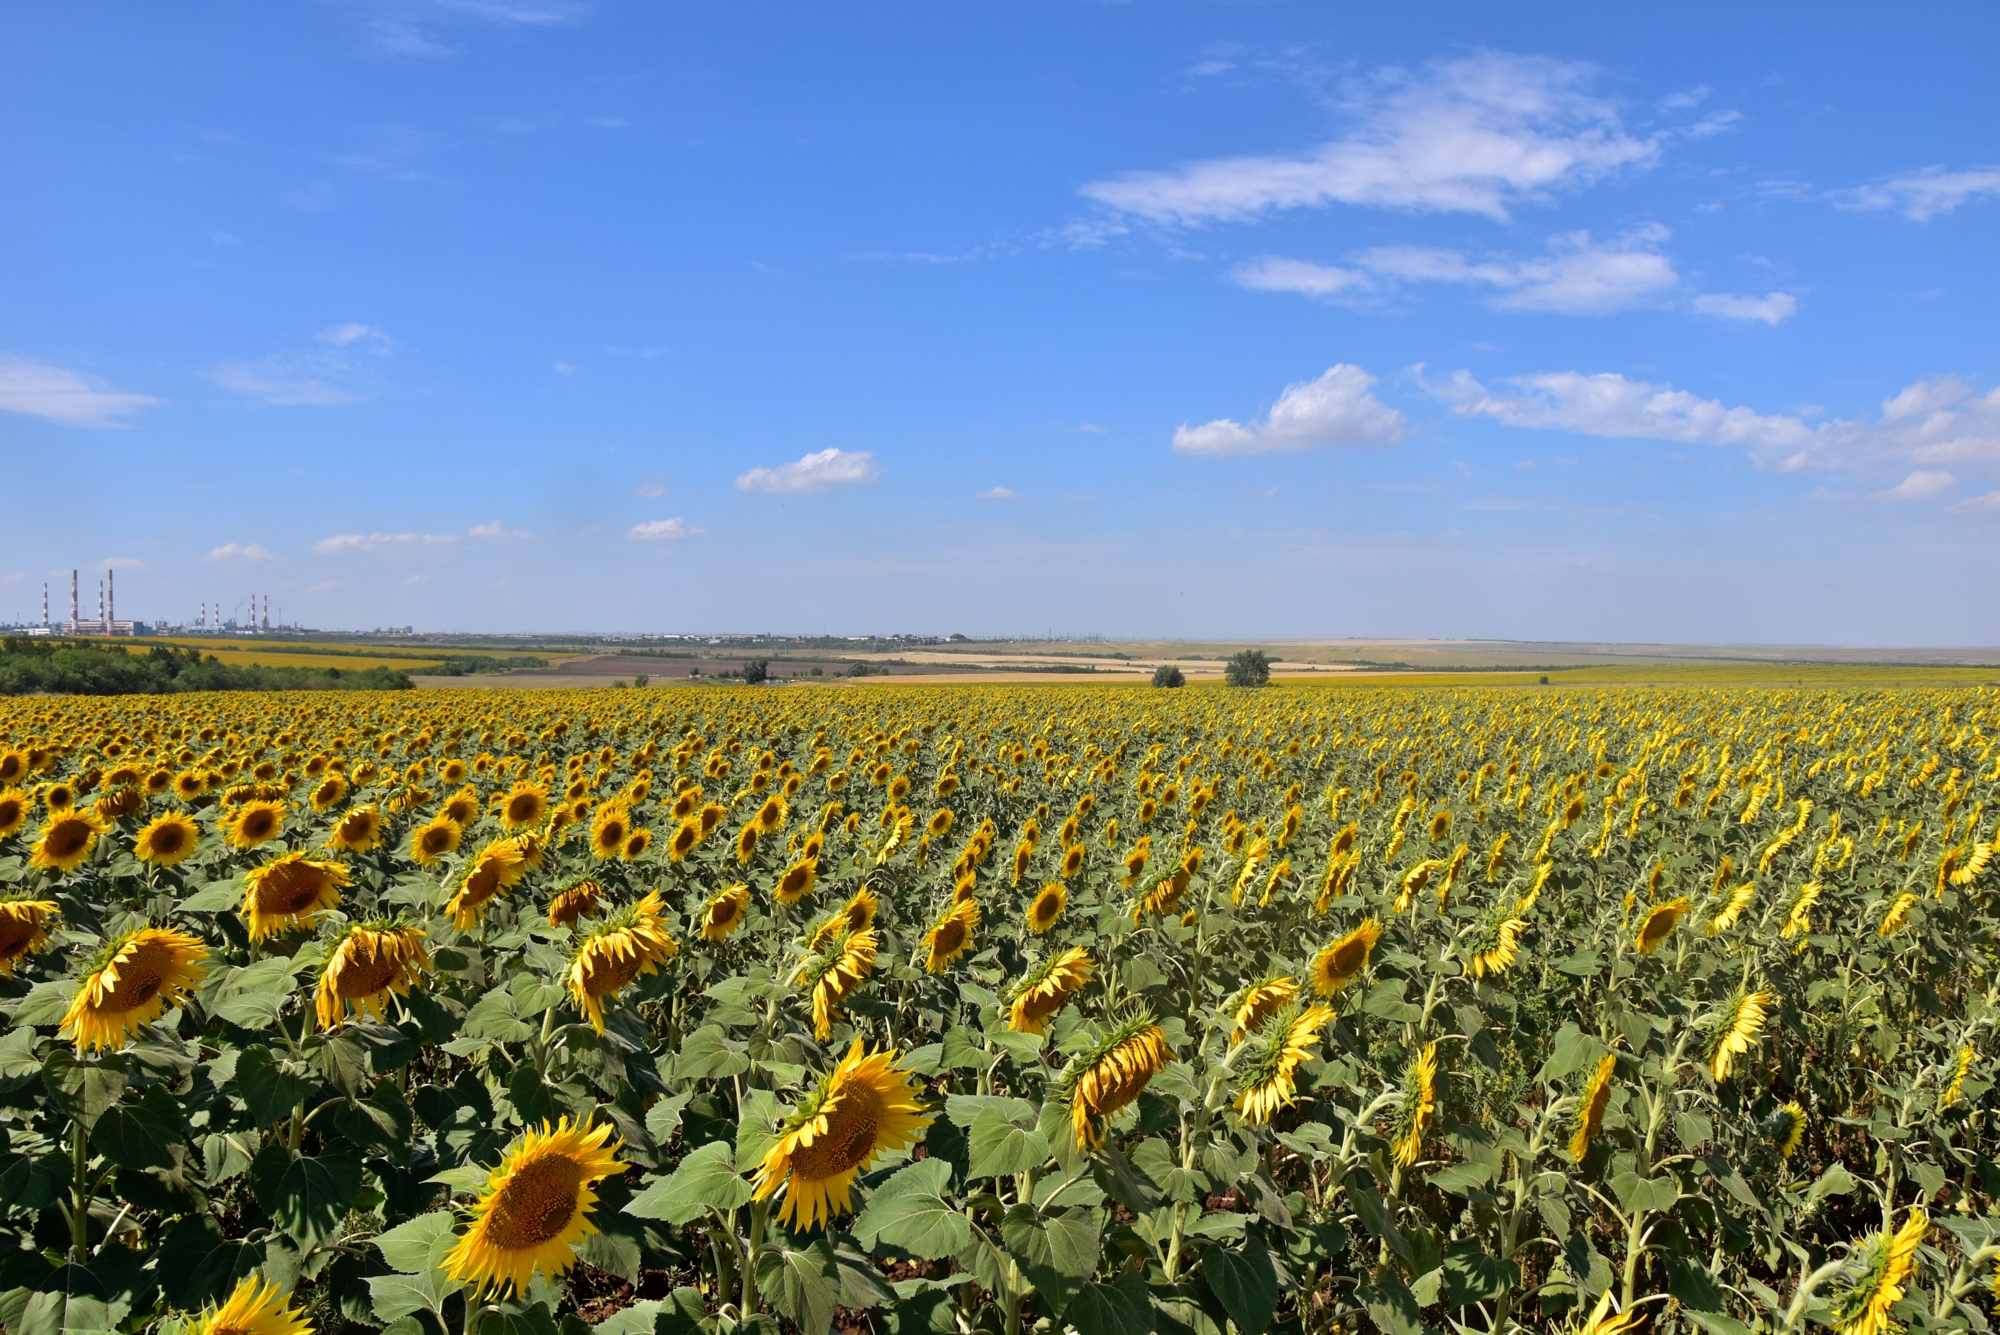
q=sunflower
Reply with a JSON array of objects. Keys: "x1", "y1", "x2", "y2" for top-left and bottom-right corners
[
  {"x1": 0, "y1": 789, "x2": 29, "y2": 838},
  {"x1": 809, "y1": 889, "x2": 879, "y2": 949},
  {"x1": 1568, "y1": 1053, "x2": 1617, "y2": 1161},
  {"x1": 1706, "y1": 883, "x2": 1757, "y2": 936},
  {"x1": 1707, "y1": 989, "x2": 1774, "y2": 1082},
  {"x1": 0, "y1": 896, "x2": 59, "y2": 976},
  {"x1": 1311, "y1": 919, "x2": 1381, "y2": 996},
  {"x1": 195, "y1": 1275, "x2": 314, "y2": 1335},
  {"x1": 43, "y1": 782, "x2": 76, "y2": 813},
  {"x1": 567, "y1": 891, "x2": 677, "y2": 1033},
  {"x1": 500, "y1": 782, "x2": 551, "y2": 831},
  {"x1": 1879, "y1": 892, "x2": 1920, "y2": 937},
  {"x1": 754, "y1": 795, "x2": 788, "y2": 834},
  {"x1": 668, "y1": 817, "x2": 703, "y2": 861},
  {"x1": 1059, "y1": 843, "x2": 1085, "y2": 880},
  {"x1": 61, "y1": 926, "x2": 209, "y2": 1052},
  {"x1": 30, "y1": 809, "x2": 110, "y2": 874},
  {"x1": 735, "y1": 824, "x2": 760, "y2": 865},
  {"x1": 774, "y1": 859, "x2": 817, "y2": 904},
  {"x1": 408, "y1": 814, "x2": 463, "y2": 866},
  {"x1": 223, "y1": 800, "x2": 286, "y2": 850},
  {"x1": 1234, "y1": 1003, "x2": 1335, "y2": 1125},
  {"x1": 588, "y1": 802, "x2": 632, "y2": 860},
  {"x1": 1771, "y1": 1101, "x2": 1807, "y2": 1157},
  {"x1": 1828, "y1": 1209, "x2": 1928, "y2": 1335},
  {"x1": 922, "y1": 898, "x2": 979, "y2": 974},
  {"x1": 1465, "y1": 918, "x2": 1526, "y2": 979},
  {"x1": 548, "y1": 878, "x2": 605, "y2": 928},
  {"x1": 1229, "y1": 975, "x2": 1300, "y2": 1044},
  {"x1": 443, "y1": 1117, "x2": 626, "y2": 1297},
  {"x1": 324, "y1": 804, "x2": 384, "y2": 854},
  {"x1": 752, "y1": 1040, "x2": 932, "y2": 1230},
  {"x1": 241, "y1": 852, "x2": 350, "y2": 941},
  {"x1": 620, "y1": 828, "x2": 652, "y2": 861},
  {"x1": 94, "y1": 784, "x2": 143, "y2": 819},
  {"x1": 1007, "y1": 947, "x2": 1095, "y2": 1036},
  {"x1": 440, "y1": 786, "x2": 481, "y2": 828},
  {"x1": 796, "y1": 928, "x2": 878, "y2": 1041},
  {"x1": 1061, "y1": 1016, "x2": 1171, "y2": 1150},
  {"x1": 314, "y1": 922, "x2": 430, "y2": 1029},
  {"x1": 1027, "y1": 882, "x2": 1067, "y2": 934},
  {"x1": 700, "y1": 884, "x2": 752, "y2": 941},
  {"x1": 1633, "y1": 896, "x2": 1690, "y2": 955},
  {"x1": 1941, "y1": 1045, "x2": 1976, "y2": 1110},
  {"x1": 1391, "y1": 1041, "x2": 1439, "y2": 1167},
  {"x1": 172, "y1": 770, "x2": 207, "y2": 803},
  {"x1": 134, "y1": 812, "x2": 201, "y2": 867},
  {"x1": 1575, "y1": 1290, "x2": 1643, "y2": 1335},
  {"x1": 308, "y1": 775, "x2": 348, "y2": 813}
]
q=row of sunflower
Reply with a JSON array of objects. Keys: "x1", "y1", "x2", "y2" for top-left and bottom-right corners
[{"x1": 0, "y1": 684, "x2": 1995, "y2": 1335}]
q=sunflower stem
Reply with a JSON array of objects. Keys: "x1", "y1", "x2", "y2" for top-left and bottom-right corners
[
  {"x1": 67, "y1": 1117, "x2": 90, "y2": 1264},
  {"x1": 742, "y1": 1198, "x2": 769, "y2": 1317}
]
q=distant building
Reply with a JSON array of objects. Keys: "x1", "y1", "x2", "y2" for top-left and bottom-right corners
[{"x1": 60, "y1": 621, "x2": 135, "y2": 636}]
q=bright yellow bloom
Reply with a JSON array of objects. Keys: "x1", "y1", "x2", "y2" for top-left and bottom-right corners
[
  {"x1": 315, "y1": 924, "x2": 430, "y2": 1029},
  {"x1": 1708, "y1": 989, "x2": 1774, "y2": 1082},
  {"x1": 1064, "y1": 1018, "x2": 1171, "y2": 1149},
  {"x1": 1829, "y1": 1209, "x2": 1927, "y2": 1335},
  {"x1": 1027, "y1": 881, "x2": 1067, "y2": 933},
  {"x1": 1007, "y1": 947, "x2": 1095, "y2": 1036},
  {"x1": 1311, "y1": 919, "x2": 1381, "y2": 996},
  {"x1": 1391, "y1": 1042, "x2": 1439, "y2": 1167},
  {"x1": 1235, "y1": 1003, "x2": 1335, "y2": 1125},
  {"x1": 1568, "y1": 1053, "x2": 1617, "y2": 1161},
  {"x1": 222, "y1": 800, "x2": 285, "y2": 850},
  {"x1": 0, "y1": 897, "x2": 59, "y2": 977},
  {"x1": 324, "y1": 804, "x2": 384, "y2": 854},
  {"x1": 922, "y1": 898, "x2": 979, "y2": 974},
  {"x1": 241, "y1": 852, "x2": 349, "y2": 941},
  {"x1": 443, "y1": 1117, "x2": 626, "y2": 1297},
  {"x1": 797, "y1": 928, "x2": 877, "y2": 1041},
  {"x1": 30, "y1": 809, "x2": 110, "y2": 873},
  {"x1": 566, "y1": 891, "x2": 677, "y2": 1033},
  {"x1": 133, "y1": 811, "x2": 201, "y2": 867},
  {"x1": 1229, "y1": 976, "x2": 1300, "y2": 1044},
  {"x1": 700, "y1": 883, "x2": 752, "y2": 941},
  {"x1": 1633, "y1": 896, "x2": 1690, "y2": 955},
  {"x1": 408, "y1": 813, "x2": 463, "y2": 866},
  {"x1": 1465, "y1": 918, "x2": 1526, "y2": 979},
  {"x1": 752, "y1": 1041, "x2": 932, "y2": 1229},
  {"x1": 61, "y1": 927, "x2": 209, "y2": 1052},
  {"x1": 196, "y1": 1276, "x2": 314, "y2": 1335}
]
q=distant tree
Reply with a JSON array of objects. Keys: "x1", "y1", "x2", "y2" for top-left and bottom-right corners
[
  {"x1": 1224, "y1": 649, "x2": 1271, "y2": 688},
  {"x1": 633, "y1": 673, "x2": 649, "y2": 688},
  {"x1": 1151, "y1": 664, "x2": 1186, "y2": 689},
  {"x1": 742, "y1": 659, "x2": 769, "y2": 685}
]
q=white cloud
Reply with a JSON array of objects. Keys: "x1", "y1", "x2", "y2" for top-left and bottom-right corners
[
  {"x1": 629, "y1": 518, "x2": 701, "y2": 541},
  {"x1": 634, "y1": 475, "x2": 669, "y2": 497},
  {"x1": 1356, "y1": 227, "x2": 1678, "y2": 314},
  {"x1": 317, "y1": 322, "x2": 393, "y2": 351},
  {"x1": 1947, "y1": 491, "x2": 2000, "y2": 515},
  {"x1": 1081, "y1": 52, "x2": 1657, "y2": 224},
  {"x1": 467, "y1": 521, "x2": 531, "y2": 540},
  {"x1": 313, "y1": 532, "x2": 457, "y2": 555},
  {"x1": 0, "y1": 354, "x2": 160, "y2": 427},
  {"x1": 208, "y1": 543, "x2": 277, "y2": 564},
  {"x1": 735, "y1": 448, "x2": 881, "y2": 495},
  {"x1": 1691, "y1": 291, "x2": 1797, "y2": 324},
  {"x1": 1429, "y1": 369, "x2": 1816, "y2": 457},
  {"x1": 1874, "y1": 470, "x2": 1955, "y2": 502},
  {"x1": 1842, "y1": 167, "x2": 2000, "y2": 221},
  {"x1": 1173, "y1": 365, "x2": 1406, "y2": 456},
  {"x1": 1829, "y1": 376, "x2": 2000, "y2": 467},
  {"x1": 976, "y1": 487, "x2": 1017, "y2": 500},
  {"x1": 206, "y1": 362, "x2": 356, "y2": 406},
  {"x1": 1230, "y1": 257, "x2": 1371, "y2": 300}
]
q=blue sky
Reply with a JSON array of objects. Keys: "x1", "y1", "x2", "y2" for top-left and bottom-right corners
[{"x1": 3, "y1": 2, "x2": 1998, "y2": 643}]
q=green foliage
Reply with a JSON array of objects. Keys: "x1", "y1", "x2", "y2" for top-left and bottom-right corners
[
  {"x1": 1223, "y1": 649, "x2": 1270, "y2": 687},
  {"x1": 1151, "y1": 664, "x2": 1186, "y2": 689},
  {"x1": 0, "y1": 637, "x2": 412, "y2": 694}
]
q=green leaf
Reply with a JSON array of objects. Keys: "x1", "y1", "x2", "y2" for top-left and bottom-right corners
[
  {"x1": 10, "y1": 980, "x2": 78, "y2": 1028},
  {"x1": 1441, "y1": 1242, "x2": 1518, "y2": 1307},
  {"x1": 1357, "y1": 1275, "x2": 1430, "y2": 1335},
  {"x1": 1090, "y1": 1143, "x2": 1162, "y2": 1215},
  {"x1": 372, "y1": 1211, "x2": 459, "y2": 1273},
  {"x1": 1001, "y1": 1205, "x2": 1101, "y2": 1320},
  {"x1": 484, "y1": 1301, "x2": 561, "y2": 1335},
  {"x1": 852, "y1": 1159, "x2": 970, "y2": 1260},
  {"x1": 1538, "y1": 1023, "x2": 1606, "y2": 1082},
  {"x1": 368, "y1": 1270, "x2": 460, "y2": 1325},
  {"x1": 735, "y1": 1088, "x2": 781, "y2": 1173},
  {"x1": 625, "y1": 1141, "x2": 750, "y2": 1225},
  {"x1": 0, "y1": 1028, "x2": 43, "y2": 1085},
  {"x1": 154, "y1": 1215, "x2": 264, "y2": 1310},
  {"x1": 250, "y1": 1144, "x2": 364, "y2": 1250},
  {"x1": 176, "y1": 882, "x2": 243, "y2": 912},
  {"x1": 42, "y1": 1050, "x2": 127, "y2": 1130},
  {"x1": 968, "y1": 1108, "x2": 1052, "y2": 1179},
  {"x1": 232, "y1": 1047, "x2": 318, "y2": 1129},
  {"x1": 1428, "y1": 1162, "x2": 1493, "y2": 1196},
  {"x1": 1202, "y1": 1232, "x2": 1279, "y2": 1335},
  {"x1": 673, "y1": 1027, "x2": 750, "y2": 1081},
  {"x1": 462, "y1": 990, "x2": 532, "y2": 1044},
  {"x1": 90, "y1": 1085, "x2": 186, "y2": 1170},
  {"x1": 754, "y1": 1238, "x2": 840, "y2": 1335},
  {"x1": 944, "y1": 1094, "x2": 1037, "y2": 1129},
  {"x1": 1065, "y1": 1270, "x2": 1155, "y2": 1335}
]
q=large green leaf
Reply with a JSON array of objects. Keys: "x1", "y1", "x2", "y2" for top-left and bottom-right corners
[
  {"x1": 90, "y1": 1084, "x2": 185, "y2": 1170},
  {"x1": 372, "y1": 1210, "x2": 460, "y2": 1273},
  {"x1": 1000, "y1": 1204, "x2": 1101, "y2": 1319},
  {"x1": 625, "y1": 1140, "x2": 751, "y2": 1225},
  {"x1": 754, "y1": 1237, "x2": 840, "y2": 1335},
  {"x1": 153, "y1": 1216, "x2": 264, "y2": 1311},
  {"x1": 851, "y1": 1159, "x2": 970, "y2": 1259},
  {"x1": 250, "y1": 1144, "x2": 364, "y2": 1250},
  {"x1": 1065, "y1": 1270, "x2": 1155, "y2": 1335},
  {"x1": 42, "y1": 1050, "x2": 127, "y2": 1130},
  {"x1": 232, "y1": 1046, "x2": 318, "y2": 1129},
  {"x1": 968, "y1": 1107, "x2": 1052, "y2": 1179},
  {"x1": 1201, "y1": 1232, "x2": 1279, "y2": 1335}
]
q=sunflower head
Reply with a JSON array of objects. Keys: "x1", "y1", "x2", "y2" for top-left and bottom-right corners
[
  {"x1": 774, "y1": 859, "x2": 817, "y2": 904},
  {"x1": 0, "y1": 789, "x2": 29, "y2": 838},
  {"x1": 224, "y1": 800, "x2": 286, "y2": 850},
  {"x1": 1770, "y1": 1100, "x2": 1807, "y2": 1158},
  {"x1": 242, "y1": 852, "x2": 350, "y2": 942},
  {"x1": 1233, "y1": 1001, "x2": 1334, "y2": 1125},
  {"x1": 1059, "y1": 1012, "x2": 1172, "y2": 1149},
  {"x1": 700, "y1": 883, "x2": 752, "y2": 941},
  {"x1": 315, "y1": 921, "x2": 430, "y2": 1030},
  {"x1": 443, "y1": 1117, "x2": 627, "y2": 1297},
  {"x1": 567, "y1": 891, "x2": 678, "y2": 1033},
  {"x1": 1390, "y1": 1041, "x2": 1440, "y2": 1167},
  {"x1": 501, "y1": 783, "x2": 551, "y2": 831},
  {"x1": 1027, "y1": 882, "x2": 1067, "y2": 934},
  {"x1": 1633, "y1": 897, "x2": 1690, "y2": 955},
  {"x1": 752, "y1": 1041, "x2": 933, "y2": 1230},
  {"x1": 94, "y1": 784, "x2": 144, "y2": 820},
  {"x1": 134, "y1": 811, "x2": 202, "y2": 867},
  {"x1": 196, "y1": 1275, "x2": 314, "y2": 1335},
  {"x1": 409, "y1": 813, "x2": 463, "y2": 866},
  {"x1": 1827, "y1": 1209, "x2": 1927, "y2": 1335},
  {"x1": 796, "y1": 928, "x2": 878, "y2": 1041},
  {"x1": 923, "y1": 898, "x2": 979, "y2": 974},
  {"x1": 61, "y1": 926, "x2": 209, "y2": 1052},
  {"x1": 1006, "y1": 946, "x2": 1096, "y2": 1036},
  {"x1": 0, "y1": 896, "x2": 60, "y2": 977},
  {"x1": 30, "y1": 808, "x2": 110, "y2": 874},
  {"x1": 324, "y1": 804, "x2": 384, "y2": 854},
  {"x1": 1311, "y1": 919, "x2": 1381, "y2": 995}
]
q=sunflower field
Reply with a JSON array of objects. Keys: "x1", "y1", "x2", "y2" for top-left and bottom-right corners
[{"x1": 0, "y1": 684, "x2": 1998, "y2": 1335}]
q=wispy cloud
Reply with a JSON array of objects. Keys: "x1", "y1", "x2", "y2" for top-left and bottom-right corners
[
  {"x1": 206, "y1": 363, "x2": 356, "y2": 406},
  {"x1": 318, "y1": 322, "x2": 394, "y2": 350},
  {"x1": 976, "y1": 487, "x2": 1017, "y2": 500},
  {"x1": 0, "y1": 354, "x2": 160, "y2": 428},
  {"x1": 1081, "y1": 52, "x2": 1658, "y2": 225},
  {"x1": 207, "y1": 325, "x2": 392, "y2": 406},
  {"x1": 314, "y1": 532, "x2": 457, "y2": 555},
  {"x1": 467, "y1": 520, "x2": 531, "y2": 540},
  {"x1": 207, "y1": 543, "x2": 277, "y2": 564},
  {"x1": 735, "y1": 448, "x2": 881, "y2": 495},
  {"x1": 1232, "y1": 257, "x2": 1371, "y2": 300},
  {"x1": 629, "y1": 517, "x2": 701, "y2": 541},
  {"x1": 1690, "y1": 291, "x2": 1798, "y2": 324},
  {"x1": 1874, "y1": 470, "x2": 1955, "y2": 502},
  {"x1": 1840, "y1": 166, "x2": 2000, "y2": 221},
  {"x1": 1173, "y1": 365, "x2": 1405, "y2": 456}
]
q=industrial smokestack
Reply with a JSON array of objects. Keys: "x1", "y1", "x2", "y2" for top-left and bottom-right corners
[
  {"x1": 107, "y1": 568, "x2": 115, "y2": 633},
  {"x1": 70, "y1": 571, "x2": 78, "y2": 627}
]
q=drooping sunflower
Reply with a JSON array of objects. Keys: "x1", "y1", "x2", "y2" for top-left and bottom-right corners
[
  {"x1": 134, "y1": 811, "x2": 201, "y2": 867},
  {"x1": 445, "y1": 839, "x2": 529, "y2": 929},
  {"x1": 1007, "y1": 947, "x2": 1095, "y2": 1036},
  {"x1": 752, "y1": 1040, "x2": 932, "y2": 1230},
  {"x1": 223, "y1": 800, "x2": 286, "y2": 850},
  {"x1": 443, "y1": 1117, "x2": 627, "y2": 1297},
  {"x1": 1229, "y1": 975, "x2": 1300, "y2": 1044},
  {"x1": 195, "y1": 1275, "x2": 314, "y2": 1335},
  {"x1": 1027, "y1": 881, "x2": 1067, "y2": 934},
  {"x1": 1633, "y1": 896, "x2": 1690, "y2": 955},
  {"x1": 408, "y1": 813, "x2": 463, "y2": 866},
  {"x1": 1061, "y1": 1015, "x2": 1172, "y2": 1150},
  {"x1": 796, "y1": 928, "x2": 878, "y2": 1041},
  {"x1": 1235, "y1": 1003, "x2": 1335, "y2": 1125},
  {"x1": 700, "y1": 883, "x2": 752, "y2": 941},
  {"x1": 94, "y1": 784, "x2": 143, "y2": 820},
  {"x1": 1827, "y1": 1209, "x2": 1928, "y2": 1335},
  {"x1": 61, "y1": 926, "x2": 209, "y2": 1052},
  {"x1": 1465, "y1": 918, "x2": 1527, "y2": 979},
  {"x1": 1568, "y1": 1053, "x2": 1617, "y2": 1161},
  {"x1": 241, "y1": 852, "x2": 350, "y2": 941},
  {"x1": 499, "y1": 782, "x2": 551, "y2": 831},
  {"x1": 0, "y1": 789, "x2": 31, "y2": 839},
  {"x1": 547, "y1": 877, "x2": 605, "y2": 928},
  {"x1": 1391, "y1": 1041, "x2": 1439, "y2": 1168},
  {"x1": 314, "y1": 922, "x2": 431, "y2": 1029},
  {"x1": 774, "y1": 859, "x2": 817, "y2": 904},
  {"x1": 1705, "y1": 883, "x2": 1757, "y2": 936},
  {"x1": 1707, "y1": 989, "x2": 1775, "y2": 1082},
  {"x1": 567, "y1": 891, "x2": 678, "y2": 1033},
  {"x1": 1770, "y1": 1101, "x2": 1807, "y2": 1158},
  {"x1": 1311, "y1": 919, "x2": 1381, "y2": 996},
  {"x1": 1941, "y1": 1045, "x2": 1976, "y2": 1111},
  {"x1": 922, "y1": 898, "x2": 979, "y2": 974},
  {"x1": 30, "y1": 808, "x2": 110, "y2": 874},
  {"x1": 0, "y1": 896, "x2": 59, "y2": 976},
  {"x1": 324, "y1": 804, "x2": 384, "y2": 854},
  {"x1": 1879, "y1": 892, "x2": 1920, "y2": 937}
]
